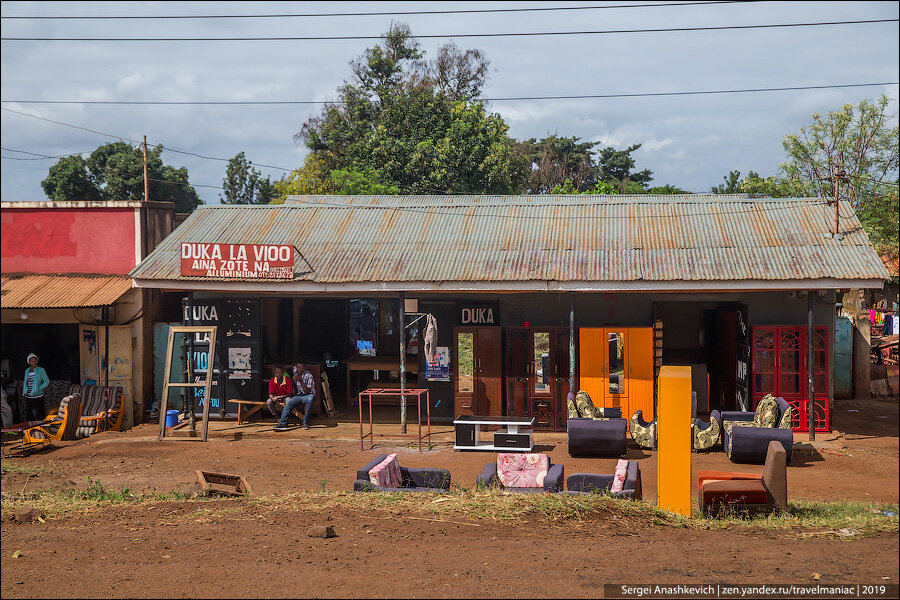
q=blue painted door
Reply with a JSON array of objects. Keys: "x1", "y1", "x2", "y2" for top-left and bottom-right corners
[{"x1": 833, "y1": 316, "x2": 853, "y2": 399}]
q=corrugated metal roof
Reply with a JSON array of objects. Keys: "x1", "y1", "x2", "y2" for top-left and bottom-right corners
[
  {"x1": 1, "y1": 274, "x2": 133, "y2": 308},
  {"x1": 130, "y1": 195, "x2": 890, "y2": 284}
]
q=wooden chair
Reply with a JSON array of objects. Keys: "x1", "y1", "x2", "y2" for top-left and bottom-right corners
[{"x1": 23, "y1": 394, "x2": 83, "y2": 445}]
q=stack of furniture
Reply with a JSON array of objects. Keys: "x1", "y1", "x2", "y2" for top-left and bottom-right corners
[
  {"x1": 721, "y1": 394, "x2": 793, "y2": 463},
  {"x1": 697, "y1": 440, "x2": 788, "y2": 514},
  {"x1": 567, "y1": 391, "x2": 627, "y2": 457},
  {"x1": 69, "y1": 384, "x2": 124, "y2": 438},
  {"x1": 354, "y1": 454, "x2": 451, "y2": 492}
]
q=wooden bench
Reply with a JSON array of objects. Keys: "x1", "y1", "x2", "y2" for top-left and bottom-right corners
[{"x1": 232, "y1": 399, "x2": 306, "y2": 425}]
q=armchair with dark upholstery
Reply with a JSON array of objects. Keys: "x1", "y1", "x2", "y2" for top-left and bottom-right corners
[
  {"x1": 721, "y1": 396, "x2": 793, "y2": 464},
  {"x1": 565, "y1": 461, "x2": 642, "y2": 499},
  {"x1": 354, "y1": 454, "x2": 451, "y2": 492},
  {"x1": 476, "y1": 453, "x2": 564, "y2": 493},
  {"x1": 698, "y1": 440, "x2": 788, "y2": 514}
]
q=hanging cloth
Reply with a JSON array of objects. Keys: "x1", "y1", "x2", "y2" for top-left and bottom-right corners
[{"x1": 424, "y1": 314, "x2": 438, "y2": 365}]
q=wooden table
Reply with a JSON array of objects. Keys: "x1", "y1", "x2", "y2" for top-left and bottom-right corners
[
  {"x1": 453, "y1": 416, "x2": 535, "y2": 452},
  {"x1": 358, "y1": 388, "x2": 431, "y2": 452}
]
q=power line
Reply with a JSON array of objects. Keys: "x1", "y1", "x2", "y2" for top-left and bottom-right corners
[
  {"x1": 1, "y1": 146, "x2": 91, "y2": 159},
  {"x1": 0, "y1": 1, "x2": 765, "y2": 20},
  {"x1": 3, "y1": 82, "x2": 896, "y2": 106},
  {"x1": 0, "y1": 107, "x2": 295, "y2": 172},
  {"x1": 2, "y1": 19, "x2": 896, "y2": 42}
]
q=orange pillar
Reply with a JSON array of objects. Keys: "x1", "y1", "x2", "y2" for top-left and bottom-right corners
[{"x1": 657, "y1": 365, "x2": 692, "y2": 517}]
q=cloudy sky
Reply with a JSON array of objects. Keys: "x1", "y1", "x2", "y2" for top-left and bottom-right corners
[{"x1": 2, "y1": 1, "x2": 898, "y2": 204}]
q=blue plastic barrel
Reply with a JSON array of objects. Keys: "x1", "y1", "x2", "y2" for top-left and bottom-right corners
[{"x1": 165, "y1": 409, "x2": 180, "y2": 428}]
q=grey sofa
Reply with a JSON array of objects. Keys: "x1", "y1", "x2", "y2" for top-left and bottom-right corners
[
  {"x1": 565, "y1": 461, "x2": 642, "y2": 499},
  {"x1": 720, "y1": 397, "x2": 793, "y2": 464},
  {"x1": 354, "y1": 454, "x2": 451, "y2": 492},
  {"x1": 567, "y1": 412, "x2": 627, "y2": 457}
]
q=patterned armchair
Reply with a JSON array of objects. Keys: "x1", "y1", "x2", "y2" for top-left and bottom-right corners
[
  {"x1": 477, "y1": 453, "x2": 564, "y2": 493},
  {"x1": 629, "y1": 410, "x2": 657, "y2": 450},
  {"x1": 23, "y1": 393, "x2": 83, "y2": 444},
  {"x1": 69, "y1": 384, "x2": 125, "y2": 438},
  {"x1": 721, "y1": 395, "x2": 793, "y2": 464},
  {"x1": 692, "y1": 410, "x2": 722, "y2": 451}
]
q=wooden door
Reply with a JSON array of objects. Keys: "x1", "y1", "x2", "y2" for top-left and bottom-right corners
[
  {"x1": 529, "y1": 329, "x2": 555, "y2": 430},
  {"x1": 505, "y1": 328, "x2": 529, "y2": 417},
  {"x1": 553, "y1": 328, "x2": 572, "y2": 430},
  {"x1": 454, "y1": 328, "x2": 477, "y2": 416},
  {"x1": 626, "y1": 328, "x2": 653, "y2": 421},
  {"x1": 603, "y1": 328, "x2": 629, "y2": 413},
  {"x1": 476, "y1": 327, "x2": 503, "y2": 417}
]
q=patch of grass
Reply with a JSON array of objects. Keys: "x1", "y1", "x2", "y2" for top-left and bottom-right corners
[
  {"x1": 0, "y1": 461, "x2": 43, "y2": 475},
  {"x1": 688, "y1": 501, "x2": 899, "y2": 535},
  {"x1": 0, "y1": 478, "x2": 198, "y2": 516}
]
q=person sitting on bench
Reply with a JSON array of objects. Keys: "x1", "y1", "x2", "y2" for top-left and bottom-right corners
[
  {"x1": 266, "y1": 366, "x2": 294, "y2": 418},
  {"x1": 274, "y1": 362, "x2": 315, "y2": 431}
]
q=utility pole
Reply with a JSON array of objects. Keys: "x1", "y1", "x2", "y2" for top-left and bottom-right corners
[
  {"x1": 832, "y1": 169, "x2": 846, "y2": 237},
  {"x1": 142, "y1": 135, "x2": 149, "y2": 203}
]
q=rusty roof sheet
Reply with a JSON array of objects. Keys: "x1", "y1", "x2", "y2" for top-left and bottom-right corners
[
  {"x1": 1, "y1": 274, "x2": 133, "y2": 308},
  {"x1": 130, "y1": 195, "x2": 890, "y2": 284}
]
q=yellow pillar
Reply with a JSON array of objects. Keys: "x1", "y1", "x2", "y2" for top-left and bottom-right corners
[{"x1": 657, "y1": 365, "x2": 692, "y2": 517}]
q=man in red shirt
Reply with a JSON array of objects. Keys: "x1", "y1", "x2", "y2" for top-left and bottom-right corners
[{"x1": 266, "y1": 366, "x2": 294, "y2": 417}]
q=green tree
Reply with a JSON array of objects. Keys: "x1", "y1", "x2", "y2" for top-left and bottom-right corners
[
  {"x1": 517, "y1": 135, "x2": 600, "y2": 193},
  {"x1": 711, "y1": 170, "x2": 742, "y2": 193},
  {"x1": 597, "y1": 144, "x2": 654, "y2": 192},
  {"x1": 646, "y1": 184, "x2": 690, "y2": 194},
  {"x1": 221, "y1": 152, "x2": 258, "y2": 204},
  {"x1": 737, "y1": 171, "x2": 802, "y2": 197},
  {"x1": 41, "y1": 142, "x2": 201, "y2": 212},
  {"x1": 271, "y1": 154, "x2": 336, "y2": 204},
  {"x1": 41, "y1": 154, "x2": 101, "y2": 202},
  {"x1": 780, "y1": 96, "x2": 898, "y2": 259},
  {"x1": 296, "y1": 24, "x2": 518, "y2": 194}
]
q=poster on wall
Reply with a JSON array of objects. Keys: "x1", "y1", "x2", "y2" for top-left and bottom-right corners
[
  {"x1": 426, "y1": 346, "x2": 450, "y2": 381},
  {"x1": 228, "y1": 347, "x2": 252, "y2": 379},
  {"x1": 349, "y1": 299, "x2": 379, "y2": 357},
  {"x1": 79, "y1": 325, "x2": 99, "y2": 383}
]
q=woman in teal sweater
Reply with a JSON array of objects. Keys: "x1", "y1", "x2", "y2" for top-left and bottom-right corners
[{"x1": 22, "y1": 353, "x2": 49, "y2": 421}]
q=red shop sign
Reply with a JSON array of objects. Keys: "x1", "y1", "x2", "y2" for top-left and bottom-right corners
[{"x1": 180, "y1": 243, "x2": 294, "y2": 279}]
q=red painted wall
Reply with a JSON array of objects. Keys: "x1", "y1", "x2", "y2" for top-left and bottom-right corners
[{"x1": 1, "y1": 207, "x2": 136, "y2": 274}]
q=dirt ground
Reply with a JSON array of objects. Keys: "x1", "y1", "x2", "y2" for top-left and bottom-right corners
[{"x1": 1, "y1": 397, "x2": 898, "y2": 598}]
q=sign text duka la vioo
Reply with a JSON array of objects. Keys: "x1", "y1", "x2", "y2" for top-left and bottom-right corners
[{"x1": 181, "y1": 242, "x2": 294, "y2": 279}]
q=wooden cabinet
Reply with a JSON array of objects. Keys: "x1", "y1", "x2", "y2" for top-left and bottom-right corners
[
  {"x1": 506, "y1": 327, "x2": 572, "y2": 431},
  {"x1": 578, "y1": 327, "x2": 653, "y2": 421},
  {"x1": 453, "y1": 327, "x2": 502, "y2": 418}
]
